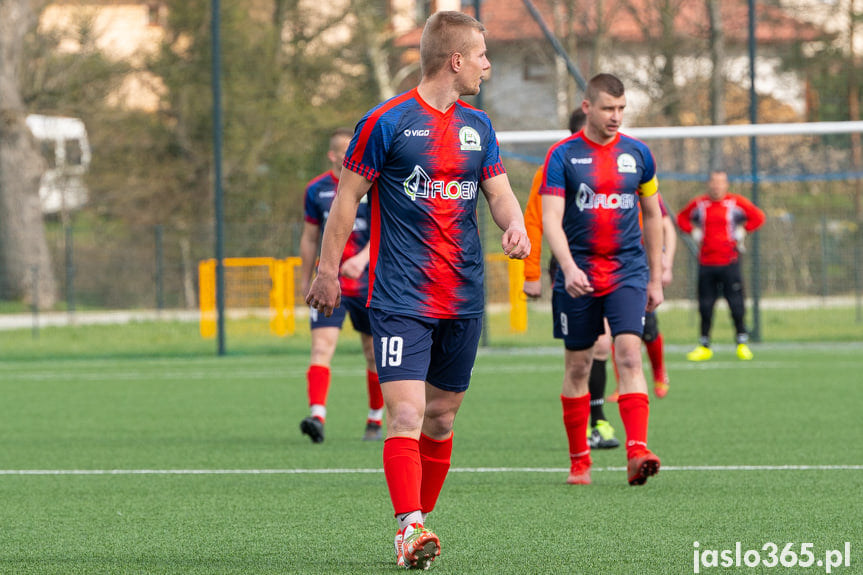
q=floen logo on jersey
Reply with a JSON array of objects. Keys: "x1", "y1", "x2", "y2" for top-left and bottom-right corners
[
  {"x1": 575, "y1": 183, "x2": 636, "y2": 212},
  {"x1": 459, "y1": 126, "x2": 482, "y2": 151},
  {"x1": 403, "y1": 165, "x2": 478, "y2": 201},
  {"x1": 617, "y1": 153, "x2": 637, "y2": 173}
]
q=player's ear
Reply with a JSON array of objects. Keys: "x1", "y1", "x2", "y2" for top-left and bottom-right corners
[{"x1": 451, "y1": 51, "x2": 462, "y2": 72}]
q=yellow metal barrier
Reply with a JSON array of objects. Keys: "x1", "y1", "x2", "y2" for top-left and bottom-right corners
[
  {"x1": 486, "y1": 254, "x2": 528, "y2": 333},
  {"x1": 198, "y1": 259, "x2": 217, "y2": 338},
  {"x1": 200, "y1": 254, "x2": 526, "y2": 337},
  {"x1": 199, "y1": 257, "x2": 300, "y2": 338}
]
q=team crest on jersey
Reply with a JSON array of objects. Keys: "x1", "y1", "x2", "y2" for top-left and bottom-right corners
[
  {"x1": 459, "y1": 126, "x2": 482, "y2": 151},
  {"x1": 617, "y1": 153, "x2": 637, "y2": 174}
]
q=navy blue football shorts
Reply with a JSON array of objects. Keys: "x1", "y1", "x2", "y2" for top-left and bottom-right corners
[
  {"x1": 368, "y1": 308, "x2": 482, "y2": 392},
  {"x1": 309, "y1": 295, "x2": 371, "y2": 335},
  {"x1": 552, "y1": 284, "x2": 647, "y2": 350}
]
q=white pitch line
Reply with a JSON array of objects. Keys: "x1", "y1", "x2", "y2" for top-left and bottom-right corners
[{"x1": 1, "y1": 465, "x2": 861, "y2": 476}]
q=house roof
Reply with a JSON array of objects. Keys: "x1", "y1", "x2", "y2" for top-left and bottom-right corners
[{"x1": 395, "y1": 0, "x2": 825, "y2": 47}]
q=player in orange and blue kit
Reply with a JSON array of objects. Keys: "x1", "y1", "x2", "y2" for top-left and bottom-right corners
[{"x1": 541, "y1": 73, "x2": 664, "y2": 487}]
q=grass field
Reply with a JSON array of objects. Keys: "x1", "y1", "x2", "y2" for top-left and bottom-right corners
[{"x1": 2, "y1": 324, "x2": 862, "y2": 574}]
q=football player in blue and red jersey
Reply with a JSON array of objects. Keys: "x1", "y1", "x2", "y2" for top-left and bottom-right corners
[
  {"x1": 298, "y1": 128, "x2": 384, "y2": 444},
  {"x1": 541, "y1": 73, "x2": 664, "y2": 487},
  {"x1": 305, "y1": 11, "x2": 529, "y2": 570}
]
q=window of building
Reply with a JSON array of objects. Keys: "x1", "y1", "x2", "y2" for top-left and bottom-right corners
[{"x1": 523, "y1": 51, "x2": 550, "y2": 81}]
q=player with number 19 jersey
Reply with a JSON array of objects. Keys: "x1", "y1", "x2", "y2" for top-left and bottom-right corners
[
  {"x1": 344, "y1": 87, "x2": 506, "y2": 319},
  {"x1": 540, "y1": 131, "x2": 658, "y2": 296}
]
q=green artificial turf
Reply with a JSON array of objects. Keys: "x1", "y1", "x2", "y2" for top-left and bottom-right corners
[{"x1": 1, "y1": 342, "x2": 861, "y2": 574}]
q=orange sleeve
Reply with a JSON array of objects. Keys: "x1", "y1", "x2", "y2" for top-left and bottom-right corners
[{"x1": 523, "y1": 167, "x2": 544, "y2": 282}]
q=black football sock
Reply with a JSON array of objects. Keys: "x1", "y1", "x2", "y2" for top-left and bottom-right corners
[{"x1": 588, "y1": 359, "x2": 608, "y2": 427}]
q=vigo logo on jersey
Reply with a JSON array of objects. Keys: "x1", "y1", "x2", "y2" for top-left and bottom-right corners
[
  {"x1": 403, "y1": 165, "x2": 478, "y2": 202},
  {"x1": 575, "y1": 183, "x2": 636, "y2": 212}
]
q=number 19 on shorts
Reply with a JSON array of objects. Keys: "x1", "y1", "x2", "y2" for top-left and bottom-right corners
[{"x1": 380, "y1": 336, "x2": 403, "y2": 367}]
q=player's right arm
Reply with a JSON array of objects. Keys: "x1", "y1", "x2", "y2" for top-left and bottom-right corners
[
  {"x1": 306, "y1": 169, "x2": 372, "y2": 317},
  {"x1": 299, "y1": 221, "x2": 321, "y2": 298},
  {"x1": 661, "y1": 212, "x2": 677, "y2": 287},
  {"x1": 542, "y1": 194, "x2": 592, "y2": 298}
]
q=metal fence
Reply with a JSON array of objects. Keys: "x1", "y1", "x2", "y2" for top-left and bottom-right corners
[{"x1": 5, "y1": 179, "x2": 861, "y2": 341}]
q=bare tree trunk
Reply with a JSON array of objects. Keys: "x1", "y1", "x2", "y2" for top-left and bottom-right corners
[
  {"x1": 552, "y1": 0, "x2": 570, "y2": 126},
  {"x1": 0, "y1": 0, "x2": 57, "y2": 307},
  {"x1": 708, "y1": 0, "x2": 726, "y2": 171}
]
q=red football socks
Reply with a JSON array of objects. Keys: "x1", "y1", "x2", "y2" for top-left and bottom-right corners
[
  {"x1": 306, "y1": 364, "x2": 330, "y2": 409},
  {"x1": 618, "y1": 392, "x2": 650, "y2": 459},
  {"x1": 561, "y1": 393, "x2": 591, "y2": 461},
  {"x1": 645, "y1": 334, "x2": 666, "y2": 382},
  {"x1": 383, "y1": 436, "x2": 422, "y2": 516},
  {"x1": 419, "y1": 433, "x2": 452, "y2": 514},
  {"x1": 367, "y1": 370, "x2": 384, "y2": 411}
]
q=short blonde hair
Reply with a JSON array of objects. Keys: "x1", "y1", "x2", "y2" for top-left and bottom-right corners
[
  {"x1": 329, "y1": 127, "x2": 353, "y2": 152},
  {"x1": 420, "y1": 11, "x2": 486, "y2": 78}
]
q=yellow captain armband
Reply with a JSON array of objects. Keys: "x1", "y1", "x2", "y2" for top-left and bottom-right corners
[{"x1": 638, "y1": 176, "x2": 659, "y2": 197}]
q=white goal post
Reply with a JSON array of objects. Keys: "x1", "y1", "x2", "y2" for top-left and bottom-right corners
[{"x1": 497, "y1": 120, "x2": 863, "y2": 144}]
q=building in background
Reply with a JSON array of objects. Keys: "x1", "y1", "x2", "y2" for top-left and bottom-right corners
[
  {"x1": 393, "y1": 0, "x2": 826, "y2": 129},
  {"x1": 26, "y1": 114, "x2": 91, "y2": 216}
]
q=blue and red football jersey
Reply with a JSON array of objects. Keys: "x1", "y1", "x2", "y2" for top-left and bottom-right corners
[
  {"x1": 540, "y1": 132, "x2": 659, "y2": 296},
  {"x1": 303, "y1": 171, "x2": 371, "y2": 298},
  {"x1": 344, "y1": 88, "x2": 506, "y2": 318}
]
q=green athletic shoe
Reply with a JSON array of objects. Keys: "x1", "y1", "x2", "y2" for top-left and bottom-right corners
[
  {"x1": 587, "y1": 419, "x2": 620, "y2": 449},
  {"x1": 736, "y1": 343, "x2": 754, "y2": 360},
  {"x1": 687, "y1": 345, "x2": 713, "y2": 362}
]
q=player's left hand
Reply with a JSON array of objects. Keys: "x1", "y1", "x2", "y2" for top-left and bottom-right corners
[
  {"x1": 340, "y1": 254, "x2": 367, "y2": 280},
  {"x1": 503, "y1": 227, "x2": 530, "y2": 259},
  {"x1": 646, "y1": 279, "x2": 664, "y2": 313},
  {"x1": 661, "y1": 253, "x2": 673, "y2": 287},
  {"x1": 523, "y1": 279, "x2": 542, "y2": 298}
]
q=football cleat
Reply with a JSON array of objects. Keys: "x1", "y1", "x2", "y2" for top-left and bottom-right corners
[
  {"x1": 566, "y1": 455, "x2": 592, "y2": 485},
  {"x1": 736, "y1": 343, "x2": 754, "y2": 361},
  {"x1": 653, "y1": 381, "x2": 669, "y2": 399},
  {"x1": 299, "y1": 416, "x2": 324, "y2": 444},
  {"x1": 587, "y1": 420, "x2": 620, "y2": 449},
  {"x1": 401, "y1": 523, "x2": 440, "y2": 570},
  {"x1": 686, "y1": 345, "x2": 713, "y2": 362},
  {"x1": 627, "y1": 451, "x2": 661, "y2": 486},
  {"x1": 606, "y1": 390, "x2": 619, "y2": 403},
  {"x1": 395, "y1": 528, "x2": 405, "y2": 568},
  {"x1": 363, "y1": 421, "x2": 383, "y2": 441}
]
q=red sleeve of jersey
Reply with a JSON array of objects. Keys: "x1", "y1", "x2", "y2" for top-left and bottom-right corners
[
  {"x1": 676, "y1": 199, "x2": 698, "y2": 233},
  {"x1": 735, "y1": 194, "x2": 766, "y2": 232}
]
